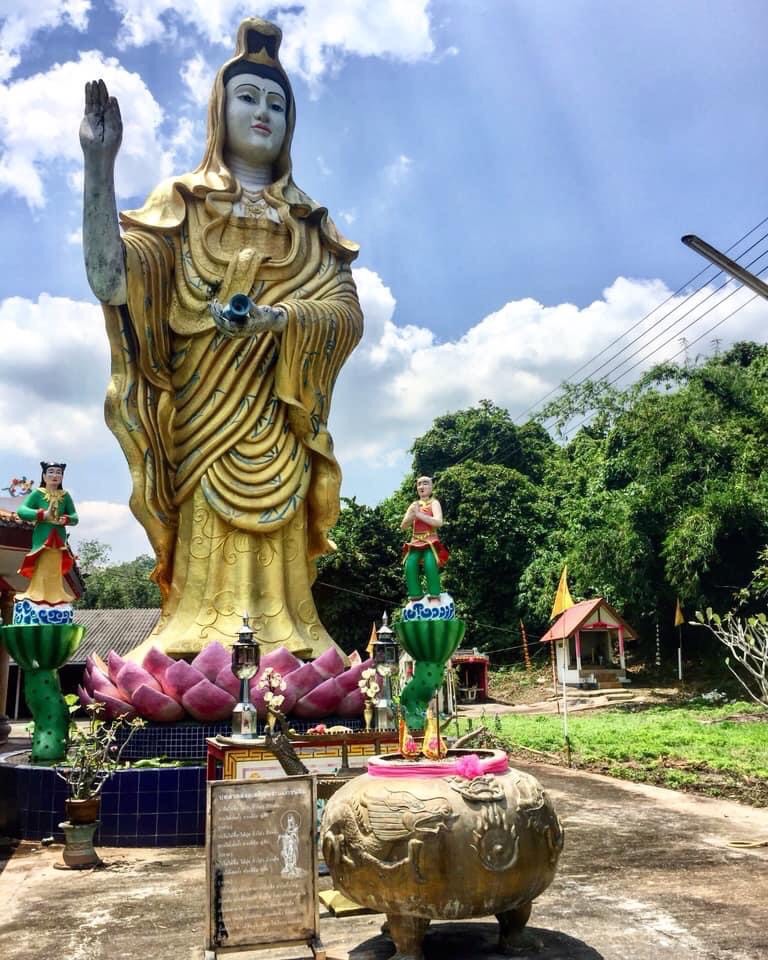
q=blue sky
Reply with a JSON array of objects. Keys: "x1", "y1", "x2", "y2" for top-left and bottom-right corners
[{"x1": 1, "y1": 1, "x2": 767, "y2": 561}]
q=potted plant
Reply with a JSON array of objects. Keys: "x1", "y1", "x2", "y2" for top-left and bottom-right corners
[{"x1": 56, "y1": 703, "x2": 145, "y2": 823}]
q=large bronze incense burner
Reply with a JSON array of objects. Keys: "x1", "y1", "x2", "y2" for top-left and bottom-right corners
[{"x1": 320, "y1": 749, "x2": 563, "y2": 959}]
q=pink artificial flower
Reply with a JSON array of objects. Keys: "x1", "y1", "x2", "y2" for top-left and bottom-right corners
[{"x1": 454, "y1": 753, "x2": 484, "y2": 779}]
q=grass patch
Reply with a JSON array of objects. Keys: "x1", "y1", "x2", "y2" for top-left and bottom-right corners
[{"x1": 466, "y1": 700, "x2": 768, "y2": 805}]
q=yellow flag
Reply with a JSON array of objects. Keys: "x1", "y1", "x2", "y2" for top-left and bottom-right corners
[
  {"x1": 550, "y1": 565, "x2": 575, "y2": 621},
  {"x1": 674, "y1": 598, "x2": 685, "y2": 627},
  {"x1": 366, "y1": 621, "x2": 377, "y2": 656}
]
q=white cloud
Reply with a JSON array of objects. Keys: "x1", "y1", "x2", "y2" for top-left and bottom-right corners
[
  {"x1": 109, "y1": 1, "x2": 435, "y2": 91},
  {"x1": 339, "y1": 209, "x2": 357, "y2": 225},
  {"x1": 0, "y1": 294, "x2": 110, "y2": 455},
  {"x1": 72, "y1": 501, "x2": 151, "y2": 558},
  {"x1": 0, "y1": 1, "x2": 91, "y2": 81},
  {"x1": 67, "y1": 227, "x2": 83, "y2": 245},
  {"x1": 0, "y1": 51, "x2": 173, "y2": 207},
  {"x1": 316, "y1": 154, "x2": 332, "y2": 176},
  {"x1": 330, "y1": 271, "x2": 768, "y2": 474},
  {"x1": 383, "y1": 153, "x2": 412, "y2": 186},
  {"x1": 179, "y1": 52, "x2": 215, "y2": 106},
  {"x1": 441, "y1": 45, "x2": 460, "y2": 59}
]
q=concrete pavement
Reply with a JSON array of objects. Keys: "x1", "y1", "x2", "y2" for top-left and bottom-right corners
[{"x1": 2, "y1": 759, "x2": 767, "y2": 959}]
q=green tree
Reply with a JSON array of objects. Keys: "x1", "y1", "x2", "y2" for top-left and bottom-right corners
[
  {"x1": 409, "y1": 399, "x2": 554, "y2": 483},
  {"x1": 432, "y1": 462, "x2": 543, "y2": 641},
  {"x1": 76, "y1": 554, "x2": 161, "y2": 609},
  {"x1": 73, "y1": 538, "x2": 112, "y2": 575},
  {"x1": 522, "y1": 343, "x2": 768, "y2": 657},
  {"x1": 313, "y1": 497, "x2": 402, "y2": 654}
]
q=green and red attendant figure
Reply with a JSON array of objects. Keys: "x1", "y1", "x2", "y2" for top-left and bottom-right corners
[
  {"x1": 16, "y1": 462, "x2": 78, "y2": 606},
  {"x1": 400, "y1": 476, "x2": 449, "y2": 600}
]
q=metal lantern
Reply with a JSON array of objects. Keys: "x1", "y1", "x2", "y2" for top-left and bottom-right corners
[
  {"x1": 231, "y1": 612, "x2": 260, "y2": 738},
  {"x1": 373, "y1": 611, "x2": 398, "y2": 666},
  {"x1": 373, "y1": 611, "x2": 398, "y2": 731}
]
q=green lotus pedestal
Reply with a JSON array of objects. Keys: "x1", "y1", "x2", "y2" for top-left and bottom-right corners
[
  {"x1": 395, "y1": 618, "x2": 465, "y2": 730},
  {"x1": 0, "y1": 624, "x2": 85, "y2": 762}
]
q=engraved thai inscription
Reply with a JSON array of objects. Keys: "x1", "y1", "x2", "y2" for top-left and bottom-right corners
[{"x1": 207, "y1": 776, "x2": 317, "y2": 950}]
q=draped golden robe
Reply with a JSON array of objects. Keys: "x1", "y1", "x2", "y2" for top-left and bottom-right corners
[{"x1": 104, "y1": 191, "x2": 362, "y2": 661}]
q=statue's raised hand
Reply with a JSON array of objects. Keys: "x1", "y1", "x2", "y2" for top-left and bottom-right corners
[{"x1": 80, "y1": 79, "x2": 122, "y2": 162}]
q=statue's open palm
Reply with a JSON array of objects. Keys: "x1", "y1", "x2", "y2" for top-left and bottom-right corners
[{"x1": 80, "y1": 79, "x2": 122, "y2": 161}]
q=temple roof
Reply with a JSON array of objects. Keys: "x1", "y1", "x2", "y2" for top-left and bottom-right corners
[
  {"x1": 65, "y1": 608, "x2": 162, "y2": 663},
  {"x1": 540, "y1": 598, "x2": 637, "y2": 643}
]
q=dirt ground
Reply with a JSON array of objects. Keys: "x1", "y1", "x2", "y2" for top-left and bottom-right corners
[
  {"x1": 2, "y1": 760, "x2": 767, "y2": 960},
  {"x1": 485, "y1": 665, "x2": 688, "y2": 710}
]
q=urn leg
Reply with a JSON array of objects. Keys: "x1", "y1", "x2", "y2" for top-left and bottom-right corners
[
  {"x1": 497, "y1": 902, "x2": 540, "y2": 954},
  {"x1": 384, "y1": 913, "x2": 430, "y2": 960}
]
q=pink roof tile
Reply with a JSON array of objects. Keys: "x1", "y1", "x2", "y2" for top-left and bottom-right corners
[{"x1": 540, "y1": 598, "x2": 637, "y2": 642}]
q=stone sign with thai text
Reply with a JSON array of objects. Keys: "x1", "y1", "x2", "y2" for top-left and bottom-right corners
[{"x1": 205, "y1": 775, "x2": 321, "y2": 955}]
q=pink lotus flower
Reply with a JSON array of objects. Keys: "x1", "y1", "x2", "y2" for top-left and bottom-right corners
[{"x1": 79, "y1": 643, "x2": 379, "y2": 724}]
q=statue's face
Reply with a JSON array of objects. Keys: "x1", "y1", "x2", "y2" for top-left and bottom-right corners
[
  {"x1": 416, "y1": 477, "x2": 433, "y2": 499},
  {"x1": 225, "y1": 75, "x2": 287, "y2": 167},
  {"x1": 44, "y1": 466, "x2": 63, "y2": 488}
]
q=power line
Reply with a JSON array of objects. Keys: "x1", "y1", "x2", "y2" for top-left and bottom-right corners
[
  {"x1": 543, "y1": 243, "x2": 768, "y2": 434},
  {"x1": 314, "y1": 579, "x2": 398, "y2": 607},
  {"x1": 314, "y1": 578, "x2": 538, "y2": 642},
  {"x1": 436, "y1": 215, "x2": 768, "y2": 471},
  {"x1": 558, "y1": 261, "x2": 767, "y2": 438},
  {"x1": 540, "y1": 231, "x2": 768, "y2": 422},
  {"x1": 508, "y1": 216, "x2": 768, "y2": 427},
  {"x1": 563, "y1": 289, "x2": 761, "y2": 436}
]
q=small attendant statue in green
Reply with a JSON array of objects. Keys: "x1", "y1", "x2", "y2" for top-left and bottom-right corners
[{"x1": 16, "y1": 462, "x2": 79, "y2": 614}]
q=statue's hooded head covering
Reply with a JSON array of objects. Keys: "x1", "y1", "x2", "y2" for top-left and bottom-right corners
[
  {"x1": 121, "y1": 17, "x2": 357, "y2": 259},
  {"x1": 197, "y1": 18, "x2": 296, "y2": 189}
]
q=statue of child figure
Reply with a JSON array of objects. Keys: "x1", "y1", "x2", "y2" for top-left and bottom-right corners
[{"x1": 400, "y1": 476, "x2": 450, "y2": 601}]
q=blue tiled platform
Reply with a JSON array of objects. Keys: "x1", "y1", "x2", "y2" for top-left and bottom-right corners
[
  {"x1": 114, "y1": 716, "x2": 363, "y2": 760},
  {"x1": 0, "y1": 753, "x2": 205, "y2": 846},
  {"x1": 1, "y1": 715, "x2": 364, "y2": 846}
]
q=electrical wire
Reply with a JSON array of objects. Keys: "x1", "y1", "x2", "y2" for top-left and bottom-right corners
[
  {"x1": 314, "y1": 578, "x2": 541, "y2": 646},
  {"x1": 541, "y1": 232, "x2": 768, "y2": 416},
  {"x1": 547, "y1": 250, "x2": 768, "y2": 436},
  {"x1": 431, "y1": 215, "x2": 768, "y2": 472},
  {"x1": 510, "y1": 216, "x2": 768, "y2": 426},
  {"x1": 563, "y1": 290, "x2": 760, "y2": 436}
]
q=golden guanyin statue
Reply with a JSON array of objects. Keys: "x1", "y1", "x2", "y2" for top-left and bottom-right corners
[{"x1": 80, "y1": 19, "x2": 363, "y2": 660}]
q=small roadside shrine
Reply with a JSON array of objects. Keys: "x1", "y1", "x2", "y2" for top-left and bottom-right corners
[{"x1": 540, "y1": 598, "x2": 637, "y2": 689}]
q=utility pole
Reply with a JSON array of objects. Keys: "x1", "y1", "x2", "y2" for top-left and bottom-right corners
[{"x1": 681, "y1": 235, "x2": 768, "y2": 301}]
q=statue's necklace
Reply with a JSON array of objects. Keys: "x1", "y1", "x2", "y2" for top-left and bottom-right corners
[
  {"x1": 240, "y1": 187, "x2": 270, "y2": 219},
  {"x1": 42, "y1": 488, "x2": 65, "y2": 519}
]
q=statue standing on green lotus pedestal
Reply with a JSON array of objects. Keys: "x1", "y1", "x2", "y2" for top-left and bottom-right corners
[
  {"x1": 0, "y1": 462, "x2": 85, "y2": 761},
  {"x1": 80, "y1": 17, "x2": 362, "y2": 663},
  {"x1": 14, "y1": 462, "x2": 78, "y2": 624},
  {"x1": 395, "y1": 476, "x2": 465, "y2": 739}
]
